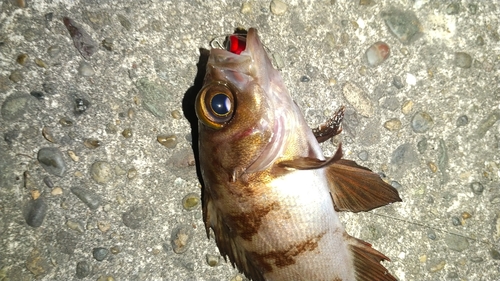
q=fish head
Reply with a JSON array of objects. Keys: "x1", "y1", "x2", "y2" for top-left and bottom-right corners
[{"x1": 195, "y1": 28, "x2": 290, "y2": 181}]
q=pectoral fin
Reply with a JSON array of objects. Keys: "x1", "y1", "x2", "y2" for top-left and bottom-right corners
[{"x1": 278, "y1": 144, "x2": 401, "y2": 213}]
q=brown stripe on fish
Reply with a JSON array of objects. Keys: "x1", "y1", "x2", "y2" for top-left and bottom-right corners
[
  {"x1": 250, "y1": 231, "x2": 326, "y2": 272},
  {"x1": 226, "y1": 201, "x2": 280, "y2": 240}
]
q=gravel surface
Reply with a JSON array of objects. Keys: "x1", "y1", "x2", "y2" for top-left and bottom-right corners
[{"x1": 1, "y1": 1, "x2": 499, "y2": 280}]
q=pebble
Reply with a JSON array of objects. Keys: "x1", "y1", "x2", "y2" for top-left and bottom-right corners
[
  {"x1": 75, "y1": 261, "x2": 91, "y2": 279},
  {"x1": 71, "y1": 186, "x2": 102, "y2": 210},
  {"x1": 401, "y1": 100, "x2": 413, "y2": 115},
  {"x1": 136, "y1": 78, "x2": 171, "y2": 118},
  {"x1": 68, "y1": 150, "x2": 79, "y2": 161},
  {"x1": 170, "y1": 225, "x2": 193, "y2": 254},
  {"x1": 391, "y1": 143, "x2": 417, "y2": 167},
  {"x1": 84, "y1": 138, "x2": 101, "y2": 149},
  {"x1": 122, "y1": 206, "x2": 148, "y2": 229},
  {"x1": 43, "y1": 177, "x2": 54, "y2": 189},
  {"x1": 182, "y1": 193, "x2": 200, "y2": 210},
  {"x1": 106, "y1": 123, "x2": 118, "y2": 134},
  {"x1": 384, "y1": 118, "x2": 402, "y2": 131},
  {"x1": 447, "y1": 272, "x2": 459, "y2": 279},
  {"x1": 454, "y1": 52, "x2": 472, "y2": 68},
  {"x1": 468, "y1": 4, "x2": 478, "y2": 15},
  {"x1": 59, "y1": 117, "x2": 74, "y2": 126},
  {"x1": 300, "y1": 76, "x2": 310, "y2": 82},
  {"x1": 171, "y1": 110, "x2": 182, "y2": 119},
  {"x1": 63, "y1": 17, "x2": 97, "y2": 59},
  {"x1": 110, "y1": 245, "x2": 121, "y2": 254},
  {"x1": 96, "y1": 275, "x2": 115, "y2": 281},
  {"x1": 4, "y1": 130, "x2": 20, "y2": 145},
  {"x1": 9, "y1": 70, "x2": 24, "y2": 83},
  {"x1": 78, "y1": 61, "x2": 94, "y2": 76},
  {"x1": 357, "y1": 150, "x2": 368, "y2": 161},
  {"x1": 382, "y1": 7, "x2": 421, "y2": 44},
  {"x1": 1, "y1": 95, "x2": 32, "y2": 120},
  {"x1": 51, "y1": 187, "x2": 63, "y2": 195},
  {"x1": 456, "y1": 115, "x2": 469, "y2": 127},
  {"x1": 157, "y1": 135, "x2": 178, "y2": 148},
  {"x1": 428, "y1": 161, "x2": 438, "y2": 173},
  {"x1": 24, "y1": 198, "x2": 48, "y2": 227},
  {"x1": 122, "y1": 128, "x2": 133, "y2": 138},
  {"x1": 98, "y1": 221, "x2": 111, "y2": 233},
  {"x1": 26, "y1": 248, "x2": 50, "y2": 277},
  {"x1": 47, "y1": 45, "x2": 61, "y2": 58},
  {"x1": 446, "y1": 3, "x2": 460, "y2": 15},
  {"x1": 475, "y1": 110, "x2": 500, "y2": 139},
  {"x1": 392, "y1": 76, "x2": 404, "y2": 89},
  {"x1": 93, "y1": 247, "x2": 109, "y2": 261},
  {"x1": 445, "y1": 233, "x2": 469, "y2": 252},
  {"x1": 428, "y1": 260, "x2": 446, "y2": 273},
  {"x1": 270, "y1": 0, "x2": 287, "y2": 15},
  {"x1": 365, "y1": 41, "x2": 390, "y2": 67},
  {"x1": 240, "y1": 2, "x2": 251, "y2": 14},
  {"x1": 411, "y1": 111, "x2": 433, "y2": 133},
  {"x1": 90, "y1": 161, "x2": 114, "y2": 184},
  {"x1": 30, "y1": 90, "x2": 45, "y2": 100},
  {"x1": 35, "y1": 58, "x2": 48, "y2": 68},
  {"x1": 127, "y1": 168, "x2": 137, "y2": 179},
  {"x1": 437, "y1": 139, "x2": 449, "y2": 183},
  {"x1": 490, "y1": 249, "x2": 500, "y2": 260},
  {"x1": 206, "y1": 254, "x2": 220, "y2": 267},
  {"x1": 66, "y1": 219, "x2": 85, "y2": 233},
  {"x1": 470, "y1": 182, "x2": 484, "y2": 195},
  {"x1": 102, "y1": 38, "x2": 114, "y2": 51},
  {"x1": 117, "y1": 14, "x2": 132, "y2": 30},
  {"x1": 427, "y1": 229, "x2": 436, "y2": 240},
  {"x1": 42, "y1": 126, "x2": 56, "y2": 143},
  {"x1": 417, "y1": 138, "x2": 428, "y2": 154},
  {"x1": 17, "y1": 53, "x2": 29, "y2": 65},
  {"x1": 74, "y1": 97, "x2": 90, "y2": 114},
  {"x1": 38, "y1": 147, "x2": 67, "y2": 177},
  {"x1": 451, "y1": 216, "x2": 461, "y2": 226},
  {"x1": 342, "y1": 82, "x2": 374, "y2": 117}
]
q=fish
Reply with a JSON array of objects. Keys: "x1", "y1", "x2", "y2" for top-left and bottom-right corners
[{"x1": 194, "y1": 28, "x2": 402, "y2": 281}]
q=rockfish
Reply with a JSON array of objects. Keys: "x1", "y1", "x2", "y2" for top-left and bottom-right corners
[{"x1": 195, "y1": 28, "x2": 401, "y2": 281}]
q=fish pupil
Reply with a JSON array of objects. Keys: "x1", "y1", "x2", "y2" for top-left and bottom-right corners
[{"x1": 211, "y1": 93, "x2": 231, "y2": 115}]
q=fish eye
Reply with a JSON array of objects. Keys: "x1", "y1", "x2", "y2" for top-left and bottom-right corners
[
  {"x1": 211, "y1": 93, "x2": 232, "y2": 116},
  {"x1": 195, "y1": 83, "x2": 235, "y2": 129}
]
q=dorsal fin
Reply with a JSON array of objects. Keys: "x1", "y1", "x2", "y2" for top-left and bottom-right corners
[{"x1": 277, "y1": 144, "x2": 401, "y2": 212}]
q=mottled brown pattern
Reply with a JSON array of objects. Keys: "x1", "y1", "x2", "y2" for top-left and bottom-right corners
[
  {"x1": 251, "y1": 231, "x2": 326, "y2": 272},
  {"x1": 227, "y1": 201, "x2": 280, "y2": 240}
]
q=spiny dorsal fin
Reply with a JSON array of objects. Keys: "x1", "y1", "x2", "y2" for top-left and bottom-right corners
[{"x1": 347, "y1": 235, "x2": 398, "y2": 281}]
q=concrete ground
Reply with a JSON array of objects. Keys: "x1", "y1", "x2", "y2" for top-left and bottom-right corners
[{"x1": 1, "y1": 0, "x2": 499, "y2": 280}]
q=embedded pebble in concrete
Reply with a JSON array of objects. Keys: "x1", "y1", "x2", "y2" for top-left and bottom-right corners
[
  {"x1": 74, "y1": 97, "x2": 91, "y2": 115},
  {"x1": 78, "y1": 61, "x2": 95, "y2": 76},
  {"x1": 24, "y1": 198, "x2": 48, "y2": 227},
  {"x1": 470, "y1": 182, "x2": 484, "y2": 195},
  {"x1": 182, "y1": 193, "x2": 200, "y2": 211},
  {"x1": 170, "y1": 225, "x2": 194, "y2": 254},
  {"x1": 454, "y1": 52, "x2": 472, "y2": 69},
  {"x1": 93, "y1": 247, "x2": 109, "y2": 261},
  {"x1": 446, "y1": 3, "x2": 460, "y2": 15},
  {"x1": 392, "y1": 76, "x2": 404, "y2": 89},
  {"x1": 358, "y1": 150, "x2": 368, "y2": 161},
  {"x1": 26, "y1": 248, "x2": 51, "y2": 277},
  {"x1": 342, "y1": 82, "x2": 374, "y2": 117},
  {"x1": 456, "y1": 115, "x2": 469, "y2": 127},
  {"x1": 37, "y1": 147, "x2": 67, "y2": 177},
  {"x1": 122, "y1": 206, "x2": 148, "y2": 229},
  {"x1": 136, "y1": 78, "x2": 171, "y2": 118},
  {"x1": 206, "y1": 254, "x2": 220, "y2": 267},
  {"x1": 30, "y1": 91, "x2": 45, "y2": 100},
  {"x1": 63, "y1": 17, "x2": 97, "y2": 59},
  {"x1": 490, "y1": 249, "x2": 500, "y2": 260},
  {"x1": 9, "y1": 69, "x2": 24, "y2": 83},
  {"x1": 91, "y1": 161, "x2": 114, "y2": 184},
  {"x1": 84, "y1": 138, "x2": 101, "y2": 149},
  {"x1": 411, "y1": 111, "x2": 433, "y2": 133},
  {"x1": 66, "y1": 219, "x2": 85, "y2": 233},
  {"x1": 270, "y1": 0, "x2": 287, "y2": 15},
  {"x1": 75, "y1": 261, "x2": 91, "y2": 279},
  {"x1": 157, "y1": 135, "x2": 178, "y2": 148},
  {"x1": 417, "y1": 138, "x2": 428, "y2": 154},
  {"x1": 365, "y1": 41, "x2": 390, "y2": 67},
  {"x1": 382, "y1": 7, "x2": 421, "y2": 44},
  {"x1": 445, "y1": 234, "x2": 469, "y2": 251},
  {"x1": 384, "y1": 118, "x2": 402, "y2": 131},
  {"x1": 71, "y1": 186, "x2": 102, "y2": 210},
  {"x1": 475, "y1": 110, "x2": 500, "y2": 139},
  {"x1": 1, "y1": 95, "x2": 33, "y2": 120},
  {"x1": 437, "y1": 139, "x2": 449, "y2": 184}
]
